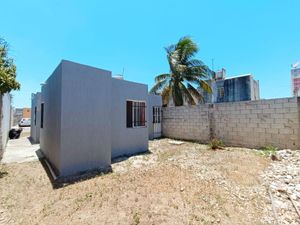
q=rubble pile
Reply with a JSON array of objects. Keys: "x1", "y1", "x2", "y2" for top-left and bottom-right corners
[{"x1": 262, "y1": 150, "x2": 300, "y2": 225}]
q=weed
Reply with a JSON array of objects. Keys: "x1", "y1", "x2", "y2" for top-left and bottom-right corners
[
  {"x1": 260, "y1": 145, "x2": 278, "y2": 157},
  {"x1": 0, "y1": 170, "x2": 8, "y2": 178},
  {"x1": 85, "y1": 192, "x2": 93, "y2": 199},
  {"x1": 133, "y1": 212, "x2": 140, "y2": 225},
  {"x1": 172, "y1": 204, "x2": 179, "y2": 210},
  {"x1": 208, "y1": 139, "x2": 225, "y2": 150}
]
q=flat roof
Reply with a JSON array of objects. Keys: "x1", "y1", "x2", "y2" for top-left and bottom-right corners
[{"x1": 224, "y1": 73, "x2": 252, "y2": 80}]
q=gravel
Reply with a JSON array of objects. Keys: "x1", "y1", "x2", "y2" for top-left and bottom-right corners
[{"x1": 262, "y1": 149, "x2": 300, "y2": 225}]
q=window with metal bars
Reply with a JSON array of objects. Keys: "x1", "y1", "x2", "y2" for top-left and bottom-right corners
[
  {"x1": 126, "y1": 100, "x2": 146, "y2": 128},
  {"x1": 152, "y1": 107, "x2": 161, "y2": 123}
]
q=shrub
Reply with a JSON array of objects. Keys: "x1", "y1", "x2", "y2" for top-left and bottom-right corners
[{"x1": 209, "y1": 139, "x2": 225, "y2": 150}]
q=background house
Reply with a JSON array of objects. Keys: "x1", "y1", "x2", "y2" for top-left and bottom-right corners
[
  {"x1": 13, "y1": 107, "x2": 31, "y2": 125},
  {"x1": 291, "y1": 64, "x2": 300, "y2": 96},
  {"x1": 200, "y1": 68, "x2": 260, "y2": 103},
  {"x1": 38, "y1": 60, "x2": 162, "y2": 177},
  {"x1": 22, "y1": 108, "x2": 31, "y2": 118}
]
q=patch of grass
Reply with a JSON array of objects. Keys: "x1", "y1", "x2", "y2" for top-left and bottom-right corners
[
  {"x1": 75, "y1": 192, "x2": 93, "y2": 205},
  {"x1": 85, "y1": 192, "x2": 93, "y2": 199},
  {"x1": 208, "y1": 139, "x2": 225, "y2": 150},
  {"x1": 260, "y1": 145, "x2": 278, "y2": 157}
]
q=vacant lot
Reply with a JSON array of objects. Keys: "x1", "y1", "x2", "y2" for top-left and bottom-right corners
[{"x1": 0, "y1": 139, "x2": 272, "y2": 225}]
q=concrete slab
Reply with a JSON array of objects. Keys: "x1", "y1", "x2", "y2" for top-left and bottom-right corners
[{"x1": 1, "y1": 130, "x2": 39, "y2": 164}]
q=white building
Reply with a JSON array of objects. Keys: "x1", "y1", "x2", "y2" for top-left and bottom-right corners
[{"x1": 291, "y1": 64, "x2": 300, "y2": 96}]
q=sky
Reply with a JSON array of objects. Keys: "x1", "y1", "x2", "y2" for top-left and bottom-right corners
[{"x1": 2, "y1": 0, "x2": 300, "y2": 107}]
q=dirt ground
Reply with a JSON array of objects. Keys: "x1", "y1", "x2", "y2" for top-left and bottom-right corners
[{"x1": 0, "y1": 139, "x2": 272, "y2": 225}]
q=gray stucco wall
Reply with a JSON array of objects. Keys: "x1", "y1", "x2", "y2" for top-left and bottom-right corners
[
  {"x1": 59, "y1": 60, "x2": 112, "y2": 176},
  {"x1": 0, "y1": 93, "x2": 11, "y2": 154},
  {"x1": 30, "y1": 92, "x2": 41, "y2": 143},
  {"x1": 111, "y1": 78, "x2": 148, "y2": 158},
  {"x1": 40, "y1": 63, "x2": 63, "y2": 174},
  {"x1": 148, "y1": 94, "x2": 162, "y2": 140}
]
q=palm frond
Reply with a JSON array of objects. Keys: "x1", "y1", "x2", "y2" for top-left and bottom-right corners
[
  {"x1": 187, "y1": 83, "x2": 204, "y2": 103},
  {"x1": 190, "y1": 66, "x2": 209, "y2": 76},
  {"x1": 150, "y1": 79, "x2": 168, "y2": 94},
  {"x1": 186, "y1": 59, "x2": 205, "y2": 67},
  {"x1": 176, "y1": 36, "x2": 198, "y2": 63},
  {"x1": 155, "y1": 73, "x2": 171, "y2": 82},
  {"x1": 182, "y1": 73, "x2": 206, "y2": 85},
  {"x1": 172, "y1": 81, "x2": 183, "y2": 106},
  {"x1": 167, "y1": 55, "x2": 177, "y2": 75},
  {"x1": 179, "y1": 82, "x2": 196, "y2": 105},
  {"x1": 161, "y1": 85, "x2": 171, "y2": 106},
  {"x1": 164, "y1": 44, "x2": 176, "y2": 55},
  {"x1": 184, "y1": 77, "x2": 212, "y2": 94},
  {"x1": 199, "y1": 80, "x2": 212, "y2": 93}
]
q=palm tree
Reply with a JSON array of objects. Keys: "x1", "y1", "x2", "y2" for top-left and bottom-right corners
[{"x1": 150, "y1": 36, "x2": 213, "y2": 106}]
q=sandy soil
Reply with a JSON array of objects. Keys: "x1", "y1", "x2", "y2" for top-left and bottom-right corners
[{"x1": 0, "y1": 139, "x2": 271, "y2": 225}]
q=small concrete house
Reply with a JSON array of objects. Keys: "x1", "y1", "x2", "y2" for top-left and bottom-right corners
[{"x1": 37, "y1": 60, "x2": 162, "y2": 177}]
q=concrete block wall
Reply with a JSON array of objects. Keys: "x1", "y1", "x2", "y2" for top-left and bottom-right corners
[
  {"x1": 162, "y1": 97, "x2": 300, "y2": 149},
  {"x1": 162, "y1": 105, "x2": 210, "y2": 143}
]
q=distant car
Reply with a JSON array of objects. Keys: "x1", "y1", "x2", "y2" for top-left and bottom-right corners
[{"x1": 19, "y1": 118, "x2": 31, "y2": 127}]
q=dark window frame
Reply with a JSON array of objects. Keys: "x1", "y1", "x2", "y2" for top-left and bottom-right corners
[
  {"x1": 34, "y1": 106, "x2": 37, "y2": 125},
  {"x1": 126, "y1": 100, "x2": 146, "y2": 128},
  {"x1": 41, "y1": 103, "x2": 44, "y2": 128},
  {"x1": 126, "y1": 101, "x2": 133, "y2": 128}
]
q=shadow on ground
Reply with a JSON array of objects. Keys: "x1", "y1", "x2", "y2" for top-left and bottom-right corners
[
  {"x1": 111, "y1": 149, "x2": 152, "y2": 164},
  {"x1": 27, "y1": 137, "x2": 38, "y2": 145},
  {"x1": 36, "y1": 150, "x2": 153, "y2": 189},
  {"x1": 36, "y1": 147, "x2": 153, "y2": 189}
]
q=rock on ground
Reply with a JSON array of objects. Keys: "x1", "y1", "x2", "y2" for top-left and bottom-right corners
[{"x1": 262, "y1": 149, "x2": 300, "y2": 225}]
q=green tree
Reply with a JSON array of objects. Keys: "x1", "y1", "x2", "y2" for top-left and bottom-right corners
[
  {"x1": 0, "y1": 38, "x2": 20, "y2": 94},
  {"x1": 150, "y1": 36, "x2": 213, "y2": 106}
]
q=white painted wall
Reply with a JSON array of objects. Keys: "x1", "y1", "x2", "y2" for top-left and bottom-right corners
[
  {"x1": 0, "y1": 93, "x2": 12, "y2": 151},
  {"x1": 30, "y1": 92, "x2": 41, "y2": 143}
]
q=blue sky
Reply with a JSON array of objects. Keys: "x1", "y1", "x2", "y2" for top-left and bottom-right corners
[{"x1": 2, "y1": 0, "x2": 300, "y2": 107}]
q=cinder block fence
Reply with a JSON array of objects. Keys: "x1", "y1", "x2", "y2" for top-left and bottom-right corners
[{"x1": 162, "y1": 97, "x2": 300, "y2": 150}]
